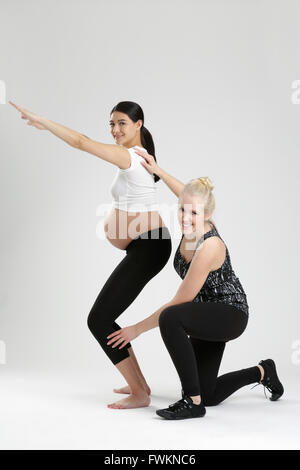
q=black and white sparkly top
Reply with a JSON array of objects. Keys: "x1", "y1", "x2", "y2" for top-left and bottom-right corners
[{"x1": 173, "y1": 220, "x2": 249, "y2": 316}]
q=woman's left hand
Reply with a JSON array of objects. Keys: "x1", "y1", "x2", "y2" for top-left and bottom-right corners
[
  {"x1": 134, "y1": 147, "x2": 159, "y2": 176},
  {"x1": 9, "y1": 100, "x2": 46, "y2": 129},
  {"x1": 107, "y1": 325, "x2": 140, "y2": 349}
]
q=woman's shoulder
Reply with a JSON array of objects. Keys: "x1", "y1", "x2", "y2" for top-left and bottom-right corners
[
  {"x1": 195, "y1": 235, "x2": 227, "y2": 273},
  {"x1": 119, "y1": 146, "x2": 145, "y2": 172},
  {"x1": 198, "y1": 234, "x2": 225, "y2": 251}
]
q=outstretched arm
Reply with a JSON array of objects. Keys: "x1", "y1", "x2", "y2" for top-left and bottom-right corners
[
  {"x1": 135, "y1": 238, "x2": 216, "y2": 334},
  {"x1": 106, "y1": 299, "x2": 177, "y2": 350},
  {"x1": 133, "y1": 147, "x2": 184, "y2": 198},
  {"x1": 133, "y1": 147, "x2": 218, "y2": 228},
  {"x1": 155, "y1": 166, "x2": 185, "y2": 198},
  {"x1": 106, "y1": 237, "x2": 219, "y2": 349},
  {"x1": 9, "y1": 101, "x2": 131, "y2": 168}
]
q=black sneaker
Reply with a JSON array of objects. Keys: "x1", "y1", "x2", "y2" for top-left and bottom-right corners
[
  {"x1": 251, "y1": 358, "x2": 284, "y2": 401},
  {"x1": 156, "y1": 394, "x2": 206, "y2": 420}
]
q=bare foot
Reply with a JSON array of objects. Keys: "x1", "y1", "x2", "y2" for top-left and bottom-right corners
[
  {"x1": 107, "y1": 392, "x2": 150, "y2": 409},
  {"x1": 113, "y1": 384, "x2": 151, "y2": 395}
]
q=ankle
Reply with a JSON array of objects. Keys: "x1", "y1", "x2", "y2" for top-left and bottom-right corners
[
  {"x1": 190, "y1": 395, "x2": 201, "y2": 405},
  {"x1": 131, "y1": 388, "x2": 149, "y2": 397},
  {"x1": 257, "y1": 364, "x2": 264, "y2": 381},
  {"x1": 142, "y1": 381, "x2": 150, "y2": 391}
]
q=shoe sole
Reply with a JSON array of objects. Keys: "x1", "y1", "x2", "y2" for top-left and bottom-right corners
[
  {"x1": 156, "y1": 410, "x2": 206, "y2": 420},
  {"x1": 262, "y1": 358, "x2": 284, "y2": 401}
]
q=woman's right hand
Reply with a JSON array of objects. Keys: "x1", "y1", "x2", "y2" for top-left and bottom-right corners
[
  {"x1": 134, "y1": 147, "x2": 160, "y2": 176},
  {"x1": 9, "y1": 101, "x2": 47, "y2": 130}
]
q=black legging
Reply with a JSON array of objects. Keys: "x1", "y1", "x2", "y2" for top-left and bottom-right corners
[
  {"x1": 158, "y1": 302, "x2": 261, "y2": 406},
  {"x1": 87, "y1": 226, "x2": 172, "y2": 365}
]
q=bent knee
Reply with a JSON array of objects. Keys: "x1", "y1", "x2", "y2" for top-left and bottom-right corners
[
  {"x1": 87, "y1": 308, "x2": 105, "y2": 332},
  {"x1": 87, "y1": 310, "x2": 96, "y2": 332},
  {"x1": 159, "y1": 305, "x2": 178, "y2": 329}
]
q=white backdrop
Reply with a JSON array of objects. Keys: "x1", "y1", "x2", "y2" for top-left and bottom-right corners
[{"x1": 0, "y1": 0, "x2": 299, "y2": 449}]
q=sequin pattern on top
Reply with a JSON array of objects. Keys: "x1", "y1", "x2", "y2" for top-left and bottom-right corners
[{"x1": 173, "y1": 221, "x2": 249, "y2": 316}]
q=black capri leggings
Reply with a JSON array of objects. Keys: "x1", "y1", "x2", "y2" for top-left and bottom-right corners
[
  {"x1": 159, "y1": 302, "x2": 261, "y2": 406},
  {"x1": 87, "y1": 226, "x2": 172, "y2": 365}
]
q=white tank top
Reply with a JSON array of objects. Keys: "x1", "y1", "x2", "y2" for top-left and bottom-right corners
[{"x1": 110, "y1": 146, "x2": 159, "y2": 212}]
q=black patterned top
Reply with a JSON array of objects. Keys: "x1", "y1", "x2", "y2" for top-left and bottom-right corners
[{"x1": 173, "y1": 220, "x2": 249, "y2": 315}]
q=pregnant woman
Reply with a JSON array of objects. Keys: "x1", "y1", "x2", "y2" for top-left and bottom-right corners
[
  {"x1": 9, "y1": 100, "x2": 172, "y2": 409},
  {"x1": 107, "y1": 149, "x2": 284, "y2": 419}
]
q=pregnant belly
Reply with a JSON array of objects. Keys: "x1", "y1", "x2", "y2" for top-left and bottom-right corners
[{"x1": 103, "y1": 207, "x2": 166, "y2": 250}]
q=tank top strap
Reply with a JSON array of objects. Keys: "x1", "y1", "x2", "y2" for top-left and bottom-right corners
[
  {"x1": 208, "y1": 219, "x2": 217, "y2": 231},
  {"x1": 207, "y1": 220, "x2": 222, "y2": 238},
  {"x1": 195, "y1": 220, "x2": 220, "y2": 248}
]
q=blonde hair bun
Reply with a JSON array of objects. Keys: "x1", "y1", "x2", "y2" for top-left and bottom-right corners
[
  {"x1": 182, "y1": 176, "x2": 215, "y2": 216},
  {"x1": 197, "y1": 176, "x2": 214, "y2": 191}
]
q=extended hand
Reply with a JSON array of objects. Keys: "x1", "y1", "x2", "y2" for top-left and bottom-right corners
[
  {"x1": 134, "y1": 147, "x2": 159, "y2": 175},
  {"x1": 107, "y1": 325, "x2": 140, "y2": 349},
  {"x1": 9, "y1": 100, "x2": 46, "y2": 130}
]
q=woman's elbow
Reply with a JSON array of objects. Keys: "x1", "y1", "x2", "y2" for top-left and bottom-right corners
[{"x1": 76, "y1": 134, "x2": 90, "y2": 150}]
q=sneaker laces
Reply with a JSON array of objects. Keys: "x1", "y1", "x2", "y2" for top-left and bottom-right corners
[
  {"x1": 250, "y1": 381, "x2": 271, "y2": 399},
  {"x1": 168, "y1": 397, "x2": 192, "y2": 413}
]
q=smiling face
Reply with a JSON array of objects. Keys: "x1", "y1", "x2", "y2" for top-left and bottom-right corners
[
  {"x1": 109, "y1": 111, "x2": 142, "y2": 148},
  {"x1": 178, "y1": 192, "x2": 210, "y2": 236}
]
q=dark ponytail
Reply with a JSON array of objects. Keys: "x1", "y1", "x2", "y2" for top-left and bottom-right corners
[{"x1": 110, "y1": 101, "x2": 160, "y2": 183}]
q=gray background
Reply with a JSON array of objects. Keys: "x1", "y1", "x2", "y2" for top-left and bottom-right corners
[{"x1": 1, "y1": 0, "x2": 299, "y2": 391}]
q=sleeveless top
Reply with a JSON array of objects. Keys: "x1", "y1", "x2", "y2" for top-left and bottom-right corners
[
  {"x1": 109, "y1": 146, "x2": 159, "y2": 212},
  {"x1": 173, "y1": 220, "x2": 249, "y2": 315}
]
